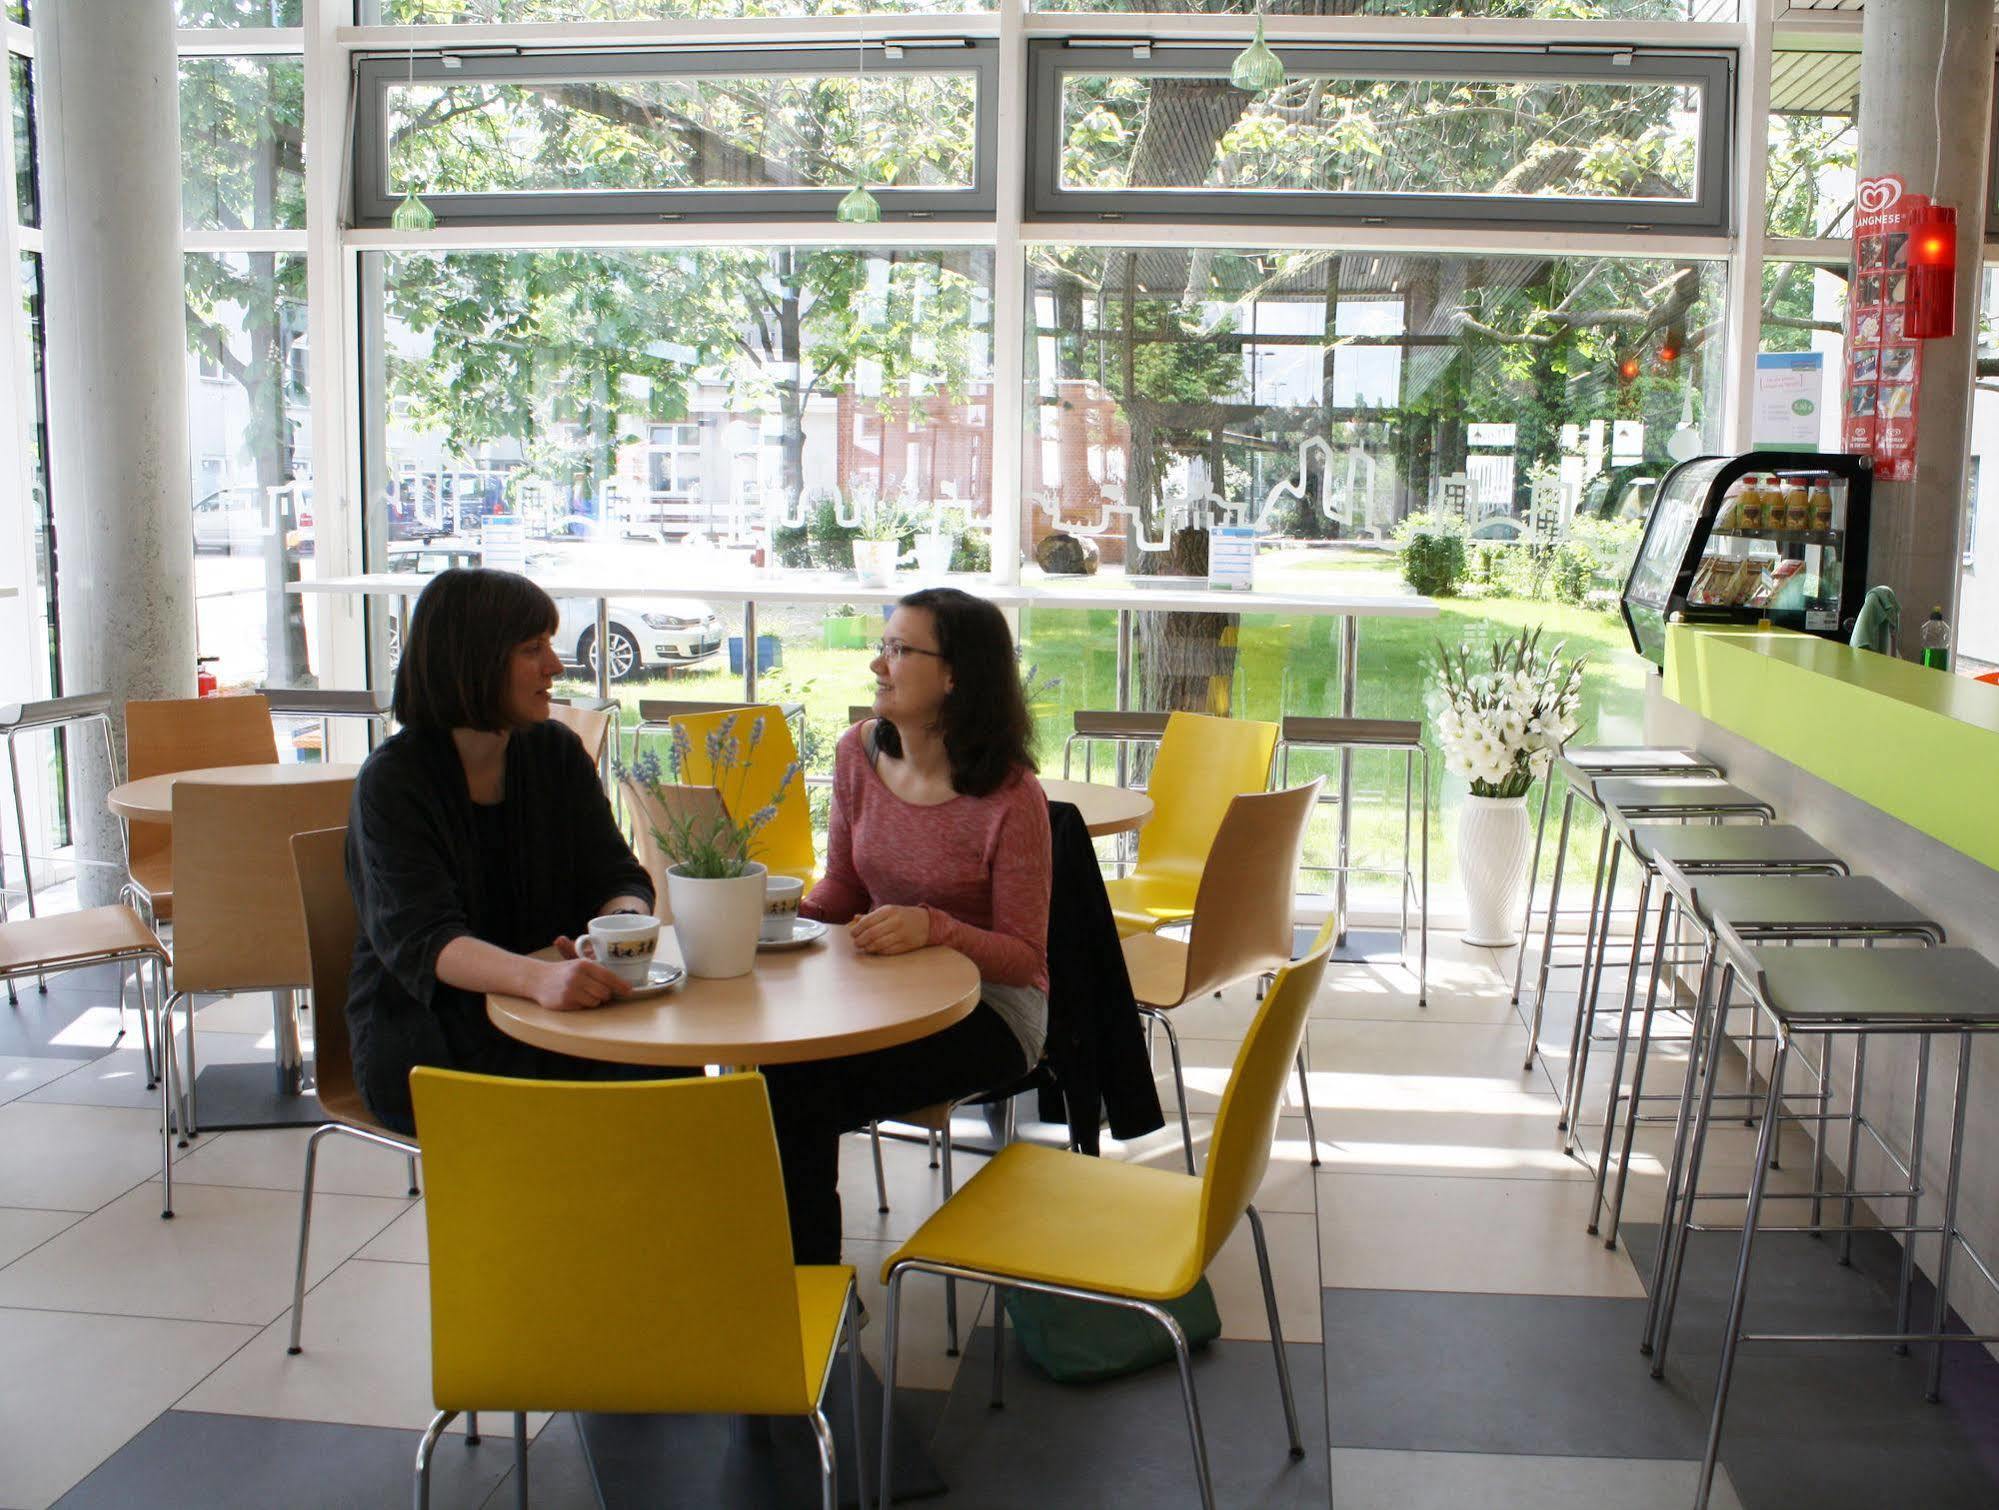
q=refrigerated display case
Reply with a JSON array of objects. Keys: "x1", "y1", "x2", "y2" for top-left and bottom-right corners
[{"x1": 1620, "y1": 450, "x2": 1872, "y2": 667}]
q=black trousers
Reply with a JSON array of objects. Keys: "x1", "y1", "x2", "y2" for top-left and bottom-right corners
[{"x1": 764, "y1": 1003, "x2": 1030, "y2": 1265}]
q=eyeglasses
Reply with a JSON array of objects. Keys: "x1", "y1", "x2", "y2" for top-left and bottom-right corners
[{"x1": 875, "y1": 638, "x2": 945, "y2": 664}]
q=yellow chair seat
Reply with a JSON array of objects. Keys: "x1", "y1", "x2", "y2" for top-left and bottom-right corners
[
  {"x1": 884, "y1": 1141, "x2": 1203, "y2": 1303},
  {"x1": 795, "y1": 1263, "x2": 859, "y2": 1401},
  {"x1": 1103, "y1": 872, "x2": 1200, "y2": 936}
]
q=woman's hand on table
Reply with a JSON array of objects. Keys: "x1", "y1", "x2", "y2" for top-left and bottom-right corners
[
  {"x1": 534, "y1": 941, "x2": 631, "y2": 1011},
  {"x1": 850, "y1": 905, "x2": 931, "y2": 956}
]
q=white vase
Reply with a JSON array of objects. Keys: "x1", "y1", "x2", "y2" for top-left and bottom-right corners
[
  {"x1": 1457, "y1": 794, "x2": 1531, "y2": 947},
  {"x1": 913, "y1": 532, "x2": 954, "y2": 579},
  {"x1": 664, "y1": 861, "x2": 768, "y2": 979},
  {"x1": 852, "y1": 538, "x2": 899, "y2": 588}
]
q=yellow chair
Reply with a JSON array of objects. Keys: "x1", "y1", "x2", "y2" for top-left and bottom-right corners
[
  {"x1": 668, "y1": 704, "x2": 818, "y2": 889},
  {"x1": 878, "y1": 924, "x2": 1337, "y2": 1510},
  {"x1": 1121, "y1": 780, "x2": 1324, "y2": 1174},
  {"x1": 408, "y1": 1069, "x2": 864, "y2": 1510},
  {"x1": 1101, "y1": 711, "x2": 1279, "y2": 937}
]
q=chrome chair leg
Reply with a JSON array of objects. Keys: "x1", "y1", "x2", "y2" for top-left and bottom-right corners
[
  {"x1": 810, "y1": 1406, "x2": 836, "y2": 1510},
  {"x1": 942, "y1": 1129, "x2": 959, "y2": 1357},
  {"x1": 1893, "y1": 1036, "x2": 1932, "y2": 1350},
  {"x1": 878, "y1": 1267, "x2": 908, "y2": 1510},
  {"x1": 1513, "y1": 770, "x2": 1555, "y2": 1006},
  {"x1": 1926, "y1": 1032, "x2": 1974, "y2": 1404},
  {"x1": 512, "y1": 1413, "x2": 528, "y2": 1510},
  {"x1": 1148, "y1": 1007, "x2": 1197, "y2": 1174},
  {"x1": 1157, "y1": 1303, "x2": 1217, "y2": 1510},
  {"x1": 1694, "y1": 1034, "x2": 1791, "y2": 1510},
  {"x1": 1641, "y1": 944, "x2": 1717, "y2": 1357},
  {"x1": 1247, "y1": 1206, "x2": 1305, "y2": 1459},
  {"x1": 159, "y1": 973, "x2": 179, "y2": 1220},
  {"x1": 1417, "y1": 747, "x2": 1429, "y2": 1008},
  {"x1": 990, "y1": 1285, "x2": 1008, "y2": 1409},
  {"x1": 1562, "y1": 835, "x2": 1622, "y2": 1144},
  {"x1": 1526, "y1": 789, "x2": 1579, "y2": 1066},
  {"x1": 845, "y1": 1287, "x2": 866, "y2": 1509},
  {"x1": 1652, "y1": 964, "x2": 1737, "y2": 1379},
  {"x1": 135, "y1": 964, "x2": 158, "y2": 1087},
  {"x1": 412, "y1": 1409, "x2": 457, "y2": 1510},
  {"x1": 869, "y1": 1122, "x2": 889, "y2": 1213},
  {"x1": 1295, "y1": 1046, "x2": 1319, "y2": 1167},
  {"x1": 406, "y1": 1154, "x2": 420, "y2": 1199},
  {"x1": 1604, "y1": 899, "x2": 1674, "y2": 1250},
  {"x1": 1587, "y1": 877, "x2": 1661, "y2": 1238},
  {"x1": 287, "y1": 1123, "x2": 338, "y2": 1354},
  {"x1": 466, "y1": 1413, "x2": 480, "y2": 1444}
]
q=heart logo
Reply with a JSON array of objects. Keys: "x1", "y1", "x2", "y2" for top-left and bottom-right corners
[{"x1": 1856, "y1": 177, "x2": 1903, "y2": 216}]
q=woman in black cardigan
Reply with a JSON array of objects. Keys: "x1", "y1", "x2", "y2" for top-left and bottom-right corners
[{"x1": 344, "y1": 568, "x2": 667, "y2": 1135}]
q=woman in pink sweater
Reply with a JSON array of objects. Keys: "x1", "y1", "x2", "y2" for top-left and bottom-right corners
[{"x1": 765, "y1": 587, "x2": 1051, "y2": 1264}]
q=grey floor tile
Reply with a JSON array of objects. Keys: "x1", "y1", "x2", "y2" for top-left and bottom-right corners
[
  {"x1": 1329, "y1": 1448, "x2": 1744, "y2": 1510},
  {"x1": 921, "y1": 1326, "x2": 1327, "y2": 1507},
  {"x1": 53, "y1": 1409, "x2": 523, "y2": 1510}
]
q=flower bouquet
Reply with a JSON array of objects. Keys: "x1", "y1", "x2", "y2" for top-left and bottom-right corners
[{"x1": 1430, "y1": 628, "x2": 1585, "y2": 944}]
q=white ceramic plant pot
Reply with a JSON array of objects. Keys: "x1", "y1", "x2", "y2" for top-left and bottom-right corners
[
  {"x1": 1457, "y1": 794, "x2": 1531, "y2": 947},
  {"x1": 665, "y1": 861, "x2": 768, "y2": 979},
  {"x1": 853, "y1": 538, "x2": 899, "y2": 588},
  {"x1": 913, "y1": 532, "x2": 955, "y2": 579}
]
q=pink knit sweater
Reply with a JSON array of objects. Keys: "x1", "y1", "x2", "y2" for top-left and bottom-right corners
[{"x1": 801, "y1": 722, "x2": 1051, "y2": 994}]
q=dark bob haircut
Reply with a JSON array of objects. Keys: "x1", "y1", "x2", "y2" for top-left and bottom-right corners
[
  {"x1": 391, "y1": 568, "x2": 560, "y2": 733},
  {"x1": 875, "y1": 587, "x2": 1036, "y2": 797}
]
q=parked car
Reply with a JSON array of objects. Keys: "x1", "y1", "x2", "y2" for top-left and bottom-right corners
[
  {"x1": 551, "y1": 594, "x2": 723, "y2": 682},
  {"x1": 191, "y1": 486, "x2": 268, "y2": 554}
]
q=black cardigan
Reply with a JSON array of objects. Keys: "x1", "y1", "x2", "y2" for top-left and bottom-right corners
[{"x1": 343, "y1": 721, "x2": 653, "y2": 1133}]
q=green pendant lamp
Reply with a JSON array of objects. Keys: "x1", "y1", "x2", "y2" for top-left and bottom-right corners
[
  {"x1": 391, "y1": 46, "x2": 437, "y2": 231},
  {"x1": 1230, "y1": 10, "x2": 1287, "y2": 94},
  {"x1": 836, "y1": 37, "x2": 883, "y2": 224}
]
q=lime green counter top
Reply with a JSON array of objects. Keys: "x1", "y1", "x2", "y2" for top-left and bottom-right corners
[{"x1": 1664, "y1": 626, "x2": 1999, "y2": 872}]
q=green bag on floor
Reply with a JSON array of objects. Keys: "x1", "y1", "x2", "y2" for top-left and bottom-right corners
[{"x1": 1002, "y1": 1277, "x2": 1222, "y2": 1384}]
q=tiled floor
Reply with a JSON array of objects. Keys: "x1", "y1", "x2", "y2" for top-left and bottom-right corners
[{"x1": 1, "y1": 930, "x2": 1996, "y2": 1507}]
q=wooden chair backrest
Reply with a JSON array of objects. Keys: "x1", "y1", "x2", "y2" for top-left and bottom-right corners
[
  {"x1": 170, "y1": 776, "x2": 356, "y2": 995},
  {"x1": 618, "y1": 775, "x2": 730, "y2": 925},
  {"x1": 290, "y1": 826, "x2": 366, "y2": 1122},
  {"x1": 548, "y1": 701, "x2": 613, "y2": 766},
  {"x1": 123, "y1": 696, "x2": 278, "y2": 876},
  {"x1": 1180, "y1": 779, "x2": 1323, "y2": 1002}
]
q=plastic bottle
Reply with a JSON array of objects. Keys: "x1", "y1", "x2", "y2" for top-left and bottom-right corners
[{"x1": 1920, "y1": 608, "x2": 1952, "y2": 671}]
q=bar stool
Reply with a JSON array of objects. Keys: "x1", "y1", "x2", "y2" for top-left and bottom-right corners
[
  {"x1": 1592, "y1": 868, "x2": 1941, "y2": 1256},
  {"x1": 1557, "y1": 777, "x2": 1776, "y2": 1141},
  {"x1": 1061, "y1": 710, "x2": 1168, "y2": 783},
  {"x1": 1631, "y1": 868, "x2": 1944, "y2": 1352},
  {"x1": 1276, "y1": 716, "x2": 1428, "y2": 1005},
  {"x1": 1658, "y1": 938, "x2": 1999, "y2": 1509},
  {"x1": 1, "y1": 694, "x2": 119, "y2": 1004},
  {"x1": 630, "y1": 697, "x2": 804, "y2": 768},
  {"x1": 1519, "y1": 747, "x2": 1726, "y2": 1069},
  {"x1": 255, "y1": 686, "x2": 389, "y2": 761}
]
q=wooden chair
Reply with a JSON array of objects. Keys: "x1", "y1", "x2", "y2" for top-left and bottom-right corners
[
  {"x1": 161, "y1": 775, "x2": 356, "y2": 1187},
  {"x1": 286, "y1": 826, "x2": 420, "y2": 1355},
  {"x1": 121, "y1": 695, "x2": 278, "y2": 926},
  {"x1": 548, "y1": 697, "x2": 616, "y2": 769},
  {"x1": 1121, "y1": 780, "x2": 1325, "y2": 1174},
  {"x1": 617, "y1": 774, "x2": 729, "y2": 925}
]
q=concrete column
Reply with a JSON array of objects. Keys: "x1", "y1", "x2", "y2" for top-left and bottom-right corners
[
  {"x1": 36, "y1": 2, "x2": 195, "y2": 906},
  {"x1": 1857, "y1": 1, "x2": 1994, "y2": 651}
]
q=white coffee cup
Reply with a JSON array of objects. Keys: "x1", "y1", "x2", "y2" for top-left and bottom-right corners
[
  {"x1": 762, "y1": 875, "x2": 805, "y2": 942},
  {"x1": 577, "y1": 914, "x2": 661, "y2": 987}
]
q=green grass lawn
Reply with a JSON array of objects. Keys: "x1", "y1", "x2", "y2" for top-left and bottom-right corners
[{"x1": 561, "y1": 560, "x2": 1646, "y2": 917}]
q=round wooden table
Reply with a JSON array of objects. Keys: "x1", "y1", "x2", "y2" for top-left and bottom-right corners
[
  {"x1": 106, "y1": 761, "x2": 363, "y2": 823},
  {"x1": 1041, "y1": 777, "x2": 1153, "y2": 837},
  {"x1": 488, "y1": 927, "x2": 982, "y2": 1068}
]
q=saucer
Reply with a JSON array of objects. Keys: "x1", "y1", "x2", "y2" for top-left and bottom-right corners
[
  {"x1": 623, "y1": 961, "x2": 686, "y2": 1000},
  {"x1": 757, "y1": 918, "x2": 828, "y2": 952}
]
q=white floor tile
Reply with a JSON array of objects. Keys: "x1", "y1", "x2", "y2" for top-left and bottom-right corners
[
  {"x1": 178, "y1": 1255, "x2": 544, "y2": 1438},
  {"x1": 0, "y1": 1205, "x2": 85, "y2": 1268},
  {"x1": 172, "y1": 1125, "x2": 423, "y2": 1200},
  {"x1": 1316, "y1": 1172, "x2": 1646, "y2": 1298},
  {"x1": 1329, "y1": 1448, "x2": 1744, "y2": 1510},
  {"x1": 0, "y1": 1179, "x2": 408, "y2": 1326},
  {"x1": 355, "y1": 1199, "x2": 429, "y2": 1264},
  {"x1": 0, "y1": 1102, "x2": 164, "y2": 1211},
  {"x1": 0, "y1": 1305, "x2": 257, "y2": 1509},
  {"x1": 0, "y1": 1055, "x2": 77, "y2": 1106}
]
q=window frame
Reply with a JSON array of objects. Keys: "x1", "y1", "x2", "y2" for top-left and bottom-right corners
[
  {"x1": 350, "y1": 40, "x2": 1001, "y2": 227},
  {"x1": 1025, "y1": 40, "x2": 1735, "y2": 234}
]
